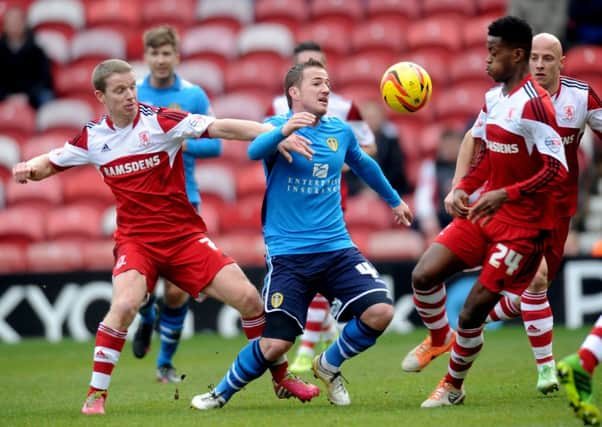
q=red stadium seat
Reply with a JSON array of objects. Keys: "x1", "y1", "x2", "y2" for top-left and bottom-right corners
[
  {"x1": 198, "y1": 200, "x2": 220, "y2": 234},
  {"x1": 433, "y1": 83, "x2": 487, "y2": 127},
  {"x1": 0, "y1": 243, "x2": 27, "y2": 273},
  {"x1": 449, "y1": 47, "x2": 491, "y2": 86},
  {"x1": 177, "y1": 60, "x2": 224, "y2": 98},
  {"x1": 180, "y1": 25, "x2": 238, "y2": 72},
  {"x1": 254, "y1": 0, "x2": 309, "y2": 34},
  {"x1": 35, "y1": 29, "x2": 70, "y2": 65},
  {"x1": 295, "y1": 21, "x2": 351, "y2": 62},
  {"x1": 196, "y1": 0, "x2": 254, "y2": 34},
  {"x1": 54, "y1": 62, "x2": 97, "y2": 99},
  {"x1": 45, "y1": 204, "x2": 103, "y2": 242},
  {"x1": 70, "y1": 28, "x2": 126, "y2": 65},
  {"x1": 365, "y1": 0, "x2": 419, "y2": 25},
  {"x1": 142, "y1": 0, "x2": 195, "y2": 27},
  {"x1": 27, "y1": 0, "x2": 85, "y2": 39},
  {"x1": 101, "y1": 205, "x2": 116, "y2": 237},
  {"x1": 422, "y1": 0, "x2": 476, "y2": 20},
  {"x1": 36, "y1": 99, "x2": 95, "y2": 134},
  {"x1": 462, "y1": 15, "x2": 494, "y2": 50},
  {"x1": 475, "y1": 0, "x2": 508, "y2": 17},
  {"x1": 406, "y1": 17, "x2": 462, "y2": 57},
  {"x1": 224, "y1": 56, "x2": 286, "y2": 96},
  {"x1": 0, "y1": 207, "x2": 45, "y2": 245},
  {"x1": 5, "y1": 177, "x2": 62, "y2": 210},
  {"x1": 344, "y1": 194, "x2": 393, "y2": 233},
  {"x1": 85, "y1": 0, "x2": 141, "y2": 33},
  {"x1": 26, "y1": 241, "x2": 85, "y2": 272},
  {"x1": 195, "y1": 161, "x2": 237, "y2": 203},
  {"x1": 0, "y1": 135, "x2": 20, "y2": 182},
  {"x1": 0, "y1": 96, "x2": 36, "y2": 143},
  {"x1": 336, "y1": 52, "x2": 398, "y2": 89},
  {"x1": 338, "y1": 84, "x2": 381, "y2": 108},
  {"x1": 564, "y1": 45, "x2": 602, "y2": 82},
  {"x1": 213, "y1": 232, "x2": 265, "y2": 266},
  {"x1": 60, "y1": 166, "x2": 114, "y2": 210},
  {"x1": 212, "y1": 92, "x2": 270, "y2": 122},
  {"x1": 365, "y1": 229, "x2": 425, "y2": 261},
  {"x1": 404, "y1": 49, "x2": 450, "y2": 89},
  {"x1": 235, "y1": 163, "x2": 266, "y2": 200},
  {"x1": 81, "y1": 239, "x2": 115, "y2": 271},
  {"x1": 237, "y1": 23, "x2": 294, "y2": 62},
  {"x1": 310, "y1": 0, "x2": 364, "y2": 32},
  {"x1": 587, "y1": 76, "x2": 602, "y2": 96},
  {"x1": 219, "y1": 196, "x2": 263, "y2": 234},
  {"x1": 351, "y1": 16, "x2": 407, "y2": 55},
  {"x1": 21, "y1": 133, "x2": 71, "y2": 160},
  {"x1": 219, "y1": 140, "x2": 253, "y2": 166}
]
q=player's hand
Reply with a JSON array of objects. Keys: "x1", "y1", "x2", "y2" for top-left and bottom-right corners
[
  {"x1": 12, "y1": 161, "x2": 32, "y2": 183},
  {"x1": 443, "y1": 189, "x2": 455, "y2": 215},
  {"x1": 392, "y1": 200, "x2": 413, "y2": 226},
  {"x1": 282, "y1": 112, "x2": 317, "y2": 136},
  {"x1": 468, "y1": 188, "x2": 508, "y2": 225},
  {"x1": 449, "y1": 189, "x2": 470, "y2": 218},
  {"x1": 277, "y1": 134, "x2": 314, "y2": 163}
]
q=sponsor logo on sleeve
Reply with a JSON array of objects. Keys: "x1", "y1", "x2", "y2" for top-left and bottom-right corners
[{"x1": 544, "y1": 136, "x2": 562, "y2": 153}]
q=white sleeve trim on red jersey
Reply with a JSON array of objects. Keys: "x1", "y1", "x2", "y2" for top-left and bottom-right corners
[
  {"x1": 48, "y1": 142, "x2": 90, "y2": 168},
  {"x1": 471, "y1": 109, "x2": 487, "y2": 140},
  {"x1": 165, "y1": 113, "x2": 216, "y2": 141},
  {"x1": 522, "y1": 118, "x2": 568, "y2": 170}
]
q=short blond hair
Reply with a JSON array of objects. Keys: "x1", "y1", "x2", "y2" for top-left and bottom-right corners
[
  {"x1": 92, "y1": 59, "x2": 132, "y2": 92},
  {"x1": 143, "y1": 25, "x2": 179, "y2": 50}
]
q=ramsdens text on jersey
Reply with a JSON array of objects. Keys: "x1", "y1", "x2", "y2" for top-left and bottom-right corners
[{"x1": 102, "y1": 155, "x2": 161, "y2": 177}]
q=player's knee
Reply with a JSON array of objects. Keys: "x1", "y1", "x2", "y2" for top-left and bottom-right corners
[
  {"x1": 457, "y1": 306, "x2": 483, "y2": 330},
  {"x1": 528, "y1": 268, "x2": 549, "y2": 293},
  {"x1": 235, "y1": 283, "x2": 263, "y2": 318},
  {"x1": 259, "y1": 337, "x2": 292, "y2": 362},
  {"x1": 360, "y1": 303, "x2": 393, "y2": 331},
  {"x1": 164, "y1": 282, "x2": 188, "y2": 307},
  {"x1": 110, "y1": 297, "x2": 141, "y2": 327},
  {"x1": 411, "y1": 264, "x2": 437, "y2": 291}
]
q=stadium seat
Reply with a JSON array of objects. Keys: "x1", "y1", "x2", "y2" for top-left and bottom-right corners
[
  {"x1": 177, "y1": 60, "x2": 224, "y2": 98},
  {"x1": 5, "y1": 177, "x2": 62, "y2": 210},
  {"x1": 142, "y1": 0, "x2": 195, "y2": 27},
  {"x1": 219, "y1": 196, "x2": 263, "y2": 234},
  {"x1": 587, "y1": 76, "x2": 602, "y2": 96},
  {"x1": 0, "y1": 243, "x2": 27, "y2": 273},
  {"x1": 422, "y1": 0, "x2": 476, "y2": 20},
  {"x1": 564, "y1": 45, "x2": 602, "y2": 82},
  {"x1": 85, "y1": 0, "x2": 141, "y2": 33},
  {"x1": 36, "y1": 99, "x2": 95, "y2": 134},
  {"x1": 338, "y1": 84, "x2": 381, "y2": 108},
  {"x1": 237, "y1": 23, "x2": 294, "y2": 61},
  {"x1": 0, "y1": 207, "x2": 45, "y2": 245},
  {"x1": 212, "y1": 92, "x2": 269, "y2": 122},
  {"x1": 336, "y1": 52, "x2": 398, "y2": 89},
  {"x1": 21, "y1": 133, "x2": 70, "y2": 160},
  {"x1": 254, "y1": 0, "x2": 309, "y2": 34},
  {"x1": 0, "y1": 135, "x2": 20, "y2": 183},
  {"x1": 219, "y1": 140, "x2": 253, "y2": 166},
  {"x1": 295, "y1": 20, "x2": 351, "y2": 63},
  {"x1": 213, "y1": 231, "x2": 265, "y2": 266},
  {"x1": 351, "y1": 16, "x2": 407, "y2": 55},
  {"x1": 403, "y1": 49, "x2": 450, "y2": 89},
  {"x1": 70, "y1": 28, "x2": 127, "y2": 65},
  {"x1": 224, "y1": 56, "x2": 286, "y2": 96},
  {"x1": 462, "y1": 15, "x2": 494, "y2": 50},
  {"x1": 60, "y1": 166, "x2": 114, "y2": 210},
  {"x1": 433, "y1": 82, "x2": 487, "y2": 127},
  {"x1": 26, "y1": 240, "x2": 85, "y2": 272},
  {"x1": 406, "y1": 17, "x2": 462, "y2": 57},
  {"x1": 27, "y1": 0, "x2": 85, "y2": 39},
  {"x1": 475, "y1": 0, "x2": 508, "y2": 18},
  {"x1": 196, "y1": 0, "x2": 254, "y2": 33},
  {"x1": 180, "y1": 25, "x2": 237, "y2": 72},
  {"x1": 195, "y1": 161, "x2": 237, "y2": 203},
  {"x1": 53, "y1": 61, "x2": 97, "y2": 99},
  {"x1": 449, "y1": 47, "x2": 491, "y2": 86},
  {"x1": 365, "y1": 0, "x2": 419, "y2": 25},
  {"x1": 35, "y1": 29, "x2": 70, "y2": 65},
  {"x1": 45, "y1": 204, "x2": 103, "y2": 242},
  {"x1": 365, "y1": 229, "x2": 425, "y2": 261},
  {"x1": 198, "y1": 199, "x2": 220, "y2": 234},
  {"x1": 81, "y1": 239, "x2": 115, "y2": 271},
  {"x1": 309, "y1": 0, "x2": 364, "y2": 32},
  {"x1": 344, "y1": 193, "x2": 393, "y2": 233},
  {"x1": 235, "y1": 163, "x2": 266, "y2": 200},
  {"x1": 0, "y1": 96, "x2": 36, "y2": 143}
]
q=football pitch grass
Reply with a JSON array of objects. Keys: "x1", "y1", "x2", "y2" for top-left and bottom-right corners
[{"x1": 1, "y1": 325, "x2": 598, "y2": 427}]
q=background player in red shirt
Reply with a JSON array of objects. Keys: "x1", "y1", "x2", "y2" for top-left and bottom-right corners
[
  {"x1": 12, "y1": 58, "x2": 318, "y2": 415},
  {"x1": 442, "y1": 32, "x2": 602, "y2": 395},
  {"x1": 400, "y1": 16, "x2": 569, "y2": 408}
]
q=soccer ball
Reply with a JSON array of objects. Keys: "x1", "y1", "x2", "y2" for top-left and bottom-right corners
[{"x1": 380, "y1": 61, "x2": 432, "y2": 114}]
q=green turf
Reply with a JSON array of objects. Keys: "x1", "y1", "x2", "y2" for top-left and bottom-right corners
[{"x1": 0, "y1": 326, "x2": 598, "y2": 427}]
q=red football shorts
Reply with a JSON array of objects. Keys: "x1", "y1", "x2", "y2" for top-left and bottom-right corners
[
  {"x1": 544, "y1": 215, "x2": 570, "y2": 281},
  {"x1": 435, "y1": 217, "x2": 547, "y2": 296},
  {"x1": 112, "y1": 232, "x2": 234, "y2": 298}
]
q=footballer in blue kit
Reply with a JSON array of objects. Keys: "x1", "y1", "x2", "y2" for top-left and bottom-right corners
[
  {"x1": 191, "y1": 58, "x2": 413, "y2": 410},
  {"x1": 132, "y1": 26, "x2": 222, "y2": 384}
]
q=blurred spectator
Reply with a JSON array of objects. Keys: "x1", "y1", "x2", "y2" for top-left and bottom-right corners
[
  {"x1": 508, "y1": 0, "x2": 568, "y2": 43},
  {"x1": 567, "y1": 0, "x2": 602, "y2": 46},
  {"x1": 414, "y1": 128, "x2": 463, "y2": 242},
  {"x1": 0, "y1": 7, "x2": 54, "y2": 109},
  {"x1": 345, "y1": 100, "x2": 411, "y2": 197}
]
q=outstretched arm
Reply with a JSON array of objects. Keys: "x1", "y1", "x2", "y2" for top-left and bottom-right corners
[
  {"x1": 206, "y1": 118, "x2": 273, "y2": 141},
  {"x1": 13, "y1": 154, "x2": 58, "y2": 183}
]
